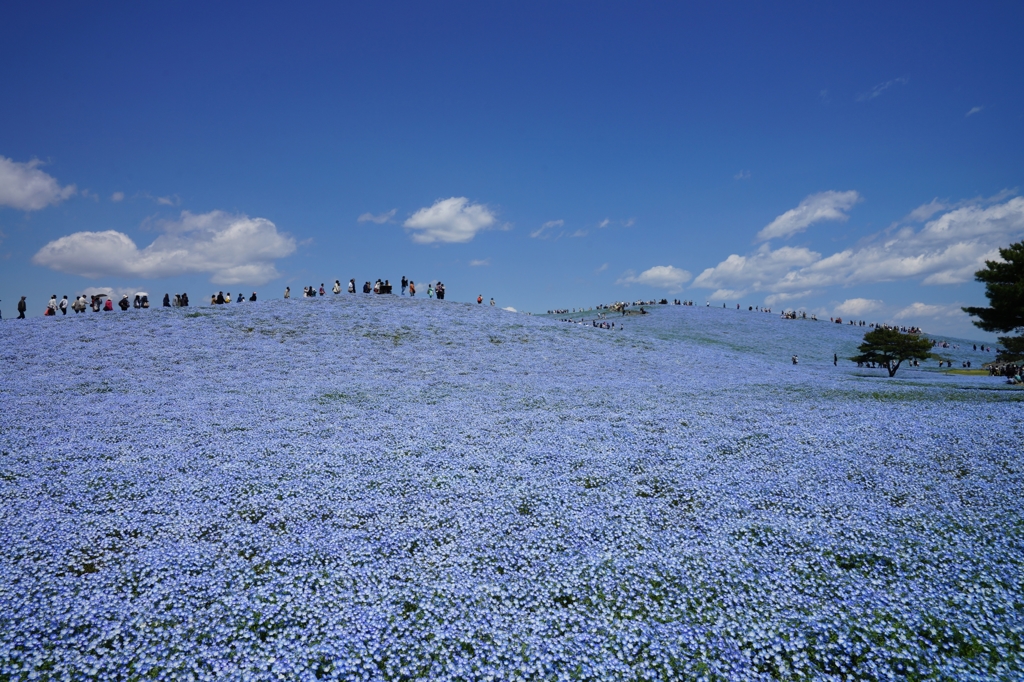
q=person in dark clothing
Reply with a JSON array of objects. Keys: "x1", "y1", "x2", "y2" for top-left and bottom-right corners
[
  {"x1": 250, "y1": 292, "x2": 257, "y2": 301},
  {"x1": 401, "y1": 276, "x2": 408, "y2": 295},
  {"x1": 237, "y1": 293, "x2": 243, "y2": 303},
  {"x1": 134, "y1": 295, "x2": 141, "y2": 309},
  {"x1": 163, "y1": 293, "x2": 171, "y2": 307},
  {"x1": 216, "y1": 292, "x2": 225, "y2": 305},
  {"x1": 834, "y1": 354, "x2": 838, "y2": 366},
  {"x1": 119, "y1": 295, "x2": 130, "y2": 311},
  {"x1": 17, "y1": 296, "x2": 27, "y2": 319},
  {"x1": 181, "y1": 293, "x2": 189, "y2": 307}
]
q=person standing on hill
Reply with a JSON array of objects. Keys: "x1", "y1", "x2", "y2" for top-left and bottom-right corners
[
  {"x1": 477, "y1": 294, "x2": 483, "y2": 304},
  {"x1": 284, "y1": 286, "x2": 291, "y2": 299},
  {"x1": 163, "y1": 293, "x2": 171, "y2": 307},
  {"x1": 401, "y1": 276, "x2": 408, "y2": 295},
  {"x1": 18, "y1": 296, "x2": 27, "y2": 319},
  {"x1": 348, "y1": 279, "x2": 355, "y2": 293},
  {"x1": 59, "y1": 296, "x2": 68, "y2": 315},
  {"x1": 834, "y1": 353, "x2": 838, "y2": 366},
  {"x1": 333, "y1": 280, "x2": 341, "y2": 294},
  {"x1": 409, "y1": 281, "x2": 416, "y2": 297}
]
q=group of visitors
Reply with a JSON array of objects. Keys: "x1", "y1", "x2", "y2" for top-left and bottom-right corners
[
  {"x1": 209, "y1": 292, "x2": 256, "y2": 305},
  {"x1": 987, "y1": 362, "x2": 1021, "y2": 383},
  {"x1": 164, "y1": 293, "x2": 191, "y2": 307},
  {"x1": 779, "y1": 310, "x2": 819, "y2": 321},
  {"x1": 556, "y1": 315, "x2": 622, "y2": 331},
  {"x1": 282, "y1": 277, "x2": 448, "y2": 300}
]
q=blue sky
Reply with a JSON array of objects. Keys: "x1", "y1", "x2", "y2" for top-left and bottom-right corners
[{"x1": 1, "y1": 1, "x2": 1022, "y2": 339}]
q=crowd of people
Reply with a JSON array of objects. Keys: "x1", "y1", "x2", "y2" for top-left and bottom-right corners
[
  {"x1": 990, "y1": 363, "x2": 1022, "y2": 383},
  {"x1": 208, "y1": 292, "x2": 256, "y2": 305},
  {"x1": 283, "y1": 277, "x2": 448, "y2": 299}
]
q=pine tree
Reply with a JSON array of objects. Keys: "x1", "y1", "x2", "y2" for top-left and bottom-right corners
[
  {"x1": 851, "y1": 327, "x2": 933, "y2": 377},
  {"x1": 962, "y1": 240, "x2": 1024, "y2": 362}
]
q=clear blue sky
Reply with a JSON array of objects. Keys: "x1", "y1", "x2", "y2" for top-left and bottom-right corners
[{"x1": 2, "y1": 1, "x2": 1022, "y2": 339}]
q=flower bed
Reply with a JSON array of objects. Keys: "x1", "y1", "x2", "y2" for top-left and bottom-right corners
[{"x1": 1, "y1": 297, "x2": 1021, "y2": 679}]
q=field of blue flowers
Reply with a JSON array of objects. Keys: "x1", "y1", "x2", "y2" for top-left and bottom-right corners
[{"x1": 1, "y1": 296, "x2": 1021, "y2": 680}]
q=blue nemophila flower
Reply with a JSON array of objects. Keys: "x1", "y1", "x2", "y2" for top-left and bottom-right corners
[{"x1": 0, "y1": 298, "x2": 1021, "y2": 679}]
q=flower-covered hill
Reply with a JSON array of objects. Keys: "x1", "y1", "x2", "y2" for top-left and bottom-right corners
[{"x1": 0, "y1": 296, "x2": 1021, "y2": 680}]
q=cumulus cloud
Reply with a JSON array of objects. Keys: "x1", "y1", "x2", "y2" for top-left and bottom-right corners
[
  {"x1": 857, "y1": 76, "x2": 909, "y2": 102},
  {"x1": 358, "y1": 209, "x2": 397, "y2": 224},
  {"x1": 403, "y1": 197, "x2": 496, "y2": 244},
  {"x1": 756, "y1": 190, "x2": 861, "y2": 242},
  {"x1": 693, "y1": 194, "x2": 1024, "y2": 298},
  {"x1": 111, "y1": 191, "x2": 125, "y2": 203},
  {"x1": 966, "y1": 106, "x2": 983, "y2": 117},
  {"x1": 693, "y1": 244, "x2": 821, "y2": 293},
  {"x1": 894, "y1": 302, "x2": 964, "y2": 320},
  {"x1": 530, "y1": 219, "x2": 564, "y2": 239},
  {"x1": 617, "y1": 265, "x2": 692, "y2": 293},
  {"x1": 0, "y1": 156, "x2": 76, "y2": 210},
  {"x1": 764, "y1": 291, "x2": 813, "y2": 306},
  {"x1": 33, "y1": 210, "x2": 296, "y2": 285},
  {"x1": 834, "y1": 298, "x2": 883, "y2": 316}
]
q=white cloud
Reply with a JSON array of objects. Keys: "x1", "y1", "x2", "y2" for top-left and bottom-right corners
[
  {"x1": 734, "y1": 170, "x2": 751, "y2": 180},
  {"x1": 906, "y1": 198, "x2": 948, "y2": 222},
  {"x1": 598, "y1": 218, "x2": 610, "y2": 228},
  {"x1": 571, "y1": 229, "x2": 588, "y2": 238},
  {"x1": 0, "y1": 156, "x2": 76, "y2": 210},
  {"x1": 707, "y1": 289, "x2": 743, "y2": 301},
  {"x1": 857, "y1": 76, "x2": 909, "y2": 101},
  {"x1": 834, "y1": 298, "x2": 883, "y2": 316},
  {"x1": 894, "y1": 302, "x2": 963, "y2": 320},
  {"x1": 156, "y1": 195, "x2": 180, "y2": 206},
  {"x1": 33, "y1": 210, "x2": 296, "y2": 285},
  {"x1": 403, "y1": 197, "x2": 496, "y2": 244},
  {"x1": 693, "y1": 195, "x2": 1024, "y2": 298},
  {"x1": 616, "y1": 265, "x2": 692, "y2": 293},
  {"x1": 594, "y1": 262, "x2": 609, "y2": 273},
  {"x1": 358, "y1": 209, "x2": 397, "y2": 224},
  {"x1": 756, "y1": 190, "x2": 861, "y2": 242},
  {"x1": 966, "y1": 106, "x2": 983, "y2": 117},
  {"x1": 111, "y1": 191, "x2": 125, "y2": 203},
  {"x1": 530, "y1": 219, "x2": 564, "y2": 239},
  {"x1": 692, "y1": 243, "x2": 821, "y2": 296},
  {"x1": 764, "y1": 291, "x2": 813, "y2": 306},
  {"x1": 469, "y1": 258, "x2": 490, "y2": 267}
]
